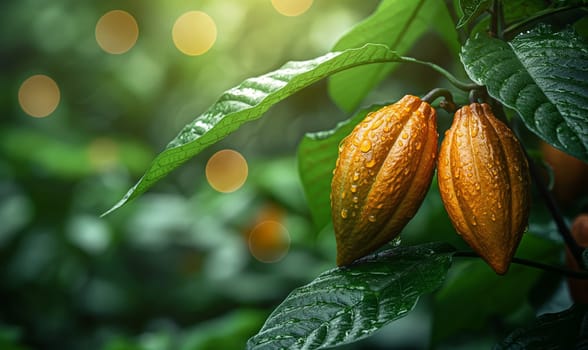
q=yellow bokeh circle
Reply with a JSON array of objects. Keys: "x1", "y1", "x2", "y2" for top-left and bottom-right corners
[
  {"x1": 18, "y1": 74, "x2": 60, "y2": 118},
  {"x1": 205, "y1": 149, "x2": 248, "y2": 193},
  {"x1": 248, "y1": 220, "x2": 290, "y2": 263},
  {"x1": 172, "y1": 11, "x2": 217, "y2": 56},
  {"x1": 95, "y1": 10, "x2": 139, "y2": 54},
  {"x1": 271, "y1": 0, "x2": 313, "y2": 16}
]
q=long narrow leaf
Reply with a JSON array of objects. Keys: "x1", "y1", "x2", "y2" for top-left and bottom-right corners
[{"x1": 103, "y1": 44, "x2": 404, "y2": 216}]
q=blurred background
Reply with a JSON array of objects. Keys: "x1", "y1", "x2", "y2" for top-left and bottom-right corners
[{"x1": 3, "y1": 0, "x2": 574, "y2": 349}]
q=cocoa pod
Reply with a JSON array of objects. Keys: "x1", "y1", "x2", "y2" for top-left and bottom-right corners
[
  {"x1": 566, "y1": 214, "x2": 588, "y2": 304},
  {"x1": 438, "y1": 103, "x2": 530, "y2": 274},
  {"x1": 331, "y1": 95, "x2": 438, "y2": 266}
]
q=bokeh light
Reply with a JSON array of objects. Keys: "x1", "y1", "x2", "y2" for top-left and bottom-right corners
[
  {"x1": 172, "y1": 11, "x2": 217, "y2": 56},
  {"x1": 205, "y1": 149, "x2": 248, "y2": 193},
  {"x1": 248, "y1": 220, "x2": 290, "y2": 263},
  {"x1": 271, "y1": 0, "x2": 313, "y2": 16},
  {"x1": 18, "y1": 74, "x2": 60, "y2": 118},
  {"x1": 95, "y1": 10, "x2": 139, "y2": 54}
]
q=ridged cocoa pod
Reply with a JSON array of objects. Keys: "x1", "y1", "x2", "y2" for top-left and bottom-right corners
[
  {"x1": 438, "y1": 103, "x2": 531, "y2": 275},
  {"x1": 331, "y1": 95, "x2": 438, "y2": 266}
]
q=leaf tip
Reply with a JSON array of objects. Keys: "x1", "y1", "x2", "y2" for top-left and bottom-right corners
[{"x1": 100, "y1": 182, "x2": 141, "y2": 217}]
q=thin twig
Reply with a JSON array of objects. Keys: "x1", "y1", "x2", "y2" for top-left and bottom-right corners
[
  {"x1": 422, "y1": 88, "x2": 457, "y2": 113},
  {"x1": 454, "y1": 251, "x2": 588, "y2": 279},
  {"x1": 524, "y1": 152, "x2": 586, "y2": 269}
]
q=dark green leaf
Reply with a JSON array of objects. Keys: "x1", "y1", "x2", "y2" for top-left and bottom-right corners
[
  {"x1": 460, "y1": 26, "x2": 588, "y2": 162},
  {"x1": 297, "y1": 105, "x2": 383, "y2": 230},
  {"x1": 103, "y1": 44, "x2": 404, "y2": 216},
  {"x1": 328, "y1": 0, "x2": 457, "y2": 112},
  {"x1": 247, "y1": 242, "x2": 454, "y2": 350},
  {"x1": 503, "y1": 0, "x2": 550, "y2": 24},
  {"x1": 456, "y1": 0, "x2": 491, "y2": 29},
  {"x1": 432, "y1": 234, "x2": 561, "y2": 344},
  {"x1": 496, "y1": 305, "x2": 588, "y2": 350}
]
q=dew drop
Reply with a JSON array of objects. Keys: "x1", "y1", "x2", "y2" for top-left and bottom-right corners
[
  {"x1": 415, "y1": 142, "x2": 422, "y2": 150},
  {"x1": 398, "y1": 140, "x2": 404, "y2": 147},
  {"x1": 402, "y1": 132, "x2": 409, "y2": 139},
  {"x1": 491, "y1": 213, "x2": 496, "y2": 222},
  {"x1": 351, "y1": 184, "x2": 358, "y2": 193},
  {"x1": 360, "y1": 139, "x2": 372, "y2": 153},
  {"x1": 472, "y1": 217, "x2": 478, "y2": 226},
  {"x1": 352, "y1": 171, "x2": 360, "y2": 181},
  {"x1": 497, "y1": 203, "x2": 502, "y2": 209},
  {"x1": 352, "y1": 196, "x2": 359, "y2": 203},
  {"x1": 454, "y1": 171, "x2": 460, "y2": 179},
  {"x1": 474, "y1": 183, "x2": 480, "y2": 191},
  {"x1": 471, "y1": 126, "x2": 479, "y2": 137},
  {"x1": 368, "y1": 215, "x2": 376, "y2": 222},
  {"x1": 403, "y1": 168, "x2": 410, "y2": 175},
  {"x1": 370, "y1": 118, "x2": 384, "y2": 130},
  {"x1": 341, "y1": 209, "x2": 348, "y2": 219},
  {"x1": 365, "y1": 159, "x2": 376, "y2": 168}
]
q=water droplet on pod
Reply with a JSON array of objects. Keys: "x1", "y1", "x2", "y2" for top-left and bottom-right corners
[
  {"x1": 341, "y1": 208, "x2": 348, "y2": 219},
  {"x1": 360, "y1": 139, "x2": 372, "y2": 153}
]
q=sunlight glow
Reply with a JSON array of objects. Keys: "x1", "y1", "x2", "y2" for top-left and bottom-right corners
[
  {"x1": 18, "y1": 75, "x2": 60, "y2": 118},
  {"x1": 95, "y1": 10, "x2": 139, "y2": 54},
  {"x1": 172, "y1": 11, "x2": 217, "y2": 56},
  {"x1": 271, "y1": 0, "x2": 313, "y2": 16},
  {"x1": 205, "y1": 149, "x2": 248, "y2": 193},
  {"x1": 248, "y1": 220, "x2": 290, "y2": 263}
]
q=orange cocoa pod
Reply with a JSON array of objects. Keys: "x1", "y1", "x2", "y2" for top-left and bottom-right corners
[
  {"x1": 331, "y1": 95, "x2": 438, "y2": 266},
  {"x1": 565, "y1": 214, "x2": 588, "y2": 304},
  {"x1": 438, "y1": 103, "x2": 531, "y2": 274}
]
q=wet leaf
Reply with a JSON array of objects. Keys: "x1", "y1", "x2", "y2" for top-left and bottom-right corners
[{"x1": 247, "y1": 242, "x2": 454, "y2": 350}]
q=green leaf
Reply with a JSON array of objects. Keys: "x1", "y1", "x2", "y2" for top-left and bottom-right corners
[
  {"x1": 460, "y1": 26, "x2": 588, "y2": 162},
  {"x1": 456, "y1": 0, "x2": 491, "y2": 29},
  {"x1": 247, "y1": 242, "x2": 454, "y2": 350},
  {"x1": 328, "y1": 0, "x2": 457, "y2": 112},
  {"x1": 297, "y1": 105, "x2": 383, "y2": 230},
  {"x1": 503, "y1": 0, "x2": 550, "y2": 24},
  {"x1": 103, "y1": 44, "x2": 404, "y2": 216},
  {"x1": 431, "y1": 234, "x2": 561, "y2": 344},
  {"x1": 496, "y1": 305, "x2": 588, "y2": 349}
]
